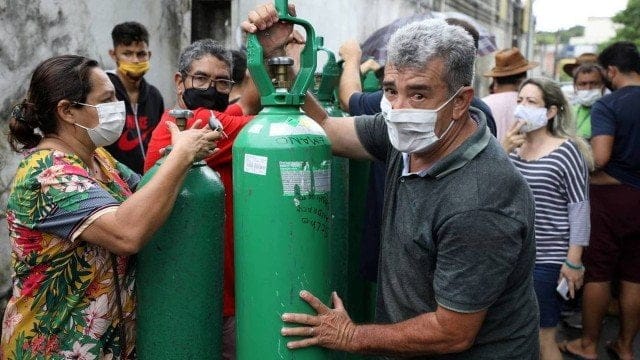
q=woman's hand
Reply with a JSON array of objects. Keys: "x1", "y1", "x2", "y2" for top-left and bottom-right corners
[
  {"x1": 168, "y1": 120, "x2": 221, "y2": 163},
  {"x1": 501, "y1": 120, "x2": 526, "y2": 153},
  {"x1": 559, "y1": 263, "x2": 585, "y2": 299}
]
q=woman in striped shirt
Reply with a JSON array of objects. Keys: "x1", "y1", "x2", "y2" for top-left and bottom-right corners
[{"x1": 502, "y1": 77, "x2": 594, "y2": 360}]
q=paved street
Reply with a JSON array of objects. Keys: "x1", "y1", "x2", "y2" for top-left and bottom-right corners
[{"x1": 559, "y1": 314, "x2": 640, "y2": 359}]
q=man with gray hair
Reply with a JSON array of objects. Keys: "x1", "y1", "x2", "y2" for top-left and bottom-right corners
[{"x1": 243, "y1": 4, "x2": 538, "y2": 358}]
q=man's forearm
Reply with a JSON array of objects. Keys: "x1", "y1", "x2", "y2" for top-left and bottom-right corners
[
  {"x1": 351, "y1": 312, "x2": 477, "y2": 357},
  {"x1": 338, "y1": 59, "x2": 363, "y2": 112}
]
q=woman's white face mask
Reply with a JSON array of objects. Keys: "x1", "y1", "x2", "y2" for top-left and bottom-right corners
[
  {"x1": 384, "y1": 89, "x2": 461, "y2": 153},
  {"x1": 513, "y1": 104, "x2": 549, "y2": 133},
  {"x1": 74, "y1": 101, "x2": 126, "y2": 147}
]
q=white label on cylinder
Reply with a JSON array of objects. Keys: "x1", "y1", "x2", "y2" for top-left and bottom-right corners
[
  {"x1": 279, "y1": 160, "x2": 331, "y2": 196},
  {"x1": 243, "y1": 153, "x2": 268, "y2": 175}
]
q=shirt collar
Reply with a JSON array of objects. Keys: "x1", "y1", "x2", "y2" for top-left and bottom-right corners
[{"x1": 401, "y1": 107, "x2": 491, "y2": 178}]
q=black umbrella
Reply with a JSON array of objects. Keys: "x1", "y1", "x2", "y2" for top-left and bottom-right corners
[{"x1": 360, "y1": 11, "x2": 497, "y2": 65}]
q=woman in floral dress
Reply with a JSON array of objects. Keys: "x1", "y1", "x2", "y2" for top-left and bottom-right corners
[{"x1": 1, "y1": 55, "x2": 220, "y2": 359}]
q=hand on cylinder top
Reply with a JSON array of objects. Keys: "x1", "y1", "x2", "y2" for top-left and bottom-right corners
[
  {"x1": 241, "y1": 3, "x2": 296, "y2": 57},
  {"x1": 165, "y1": 119, "x2": 221, "y2": 162},
  {"x1": 281, "y1": 290, "x2": 357, "y2": 352}
]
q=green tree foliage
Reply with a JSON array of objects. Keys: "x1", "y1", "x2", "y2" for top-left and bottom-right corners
[
  {"x1": 536, "y1": 26, "x2": 584, "y2": 45},
  {"x1": 611, "y1": 0, "x2": 640, "y2": 47}
]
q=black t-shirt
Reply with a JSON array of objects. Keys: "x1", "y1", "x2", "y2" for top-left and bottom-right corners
[
  {"x1": 105, "y1": 72, "x2": 165, "y2": 175},
  {"x1": 354, "y1": 110, "x2": 539, "y2": 359}
]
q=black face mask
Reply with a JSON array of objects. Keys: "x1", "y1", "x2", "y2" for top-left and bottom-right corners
[{"x1": 182, "y1": 87, "x2": 229, "y2": 111}]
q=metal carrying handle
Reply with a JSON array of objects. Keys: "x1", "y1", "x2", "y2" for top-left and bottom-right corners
[
  {"x1": 246, "y1": 0, "x2": 317, "y2": 106},
  {"x1": 313, "y1": 36, "x2": 342, "y2": 102}
]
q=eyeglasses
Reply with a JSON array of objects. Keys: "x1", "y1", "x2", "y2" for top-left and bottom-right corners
[{"x1": 185, "y1": 73, "x2": 235, "y2": 93}]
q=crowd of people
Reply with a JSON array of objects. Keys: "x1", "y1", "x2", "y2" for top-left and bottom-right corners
[{"x1": 1, "y1": 2, "x2": 639, "y2": 360}]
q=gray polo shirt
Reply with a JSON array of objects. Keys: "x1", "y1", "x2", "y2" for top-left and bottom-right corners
[{"x1": 354, "y1": 109, "x2": 539, "y2": 359}]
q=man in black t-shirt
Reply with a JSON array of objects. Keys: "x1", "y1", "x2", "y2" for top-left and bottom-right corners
[{"x1": 105, "y1": 21, "x2": 164, "y2": 174}]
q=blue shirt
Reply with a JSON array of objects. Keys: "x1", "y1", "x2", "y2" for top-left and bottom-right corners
[{"x1": 591, "y1": 86, "x2": 640, "y2": 189}]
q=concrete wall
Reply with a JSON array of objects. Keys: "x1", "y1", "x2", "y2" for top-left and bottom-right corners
[{"x1": 0, "y1": 0, "x2": 191, "y2": 316}]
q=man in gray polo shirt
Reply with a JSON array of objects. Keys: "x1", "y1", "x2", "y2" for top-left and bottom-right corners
[{"x1": 243, "y1": 4, "x2": 539, "y2": 359}]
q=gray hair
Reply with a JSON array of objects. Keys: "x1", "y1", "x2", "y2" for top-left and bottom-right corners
[
  {"x1": 387, "y1": 19, "x2": 476, "y2": 96},
  {"x1": 178, "y1": 39, "x2": 232, "y2": 75}
]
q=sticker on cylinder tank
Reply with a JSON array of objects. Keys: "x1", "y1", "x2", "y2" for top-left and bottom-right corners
[
  {"x1": 248, "y1": 124, "x2": 263, "y2": 134},
  {"x1": 243, "y1": 153, "x2": 268, "y2": 175},
  {"x1": 279, "y1": 160, "x2": 331, "y2": 196},
  {"x1": 269, "y1": 118, "x2": 326, "y2": 136}
]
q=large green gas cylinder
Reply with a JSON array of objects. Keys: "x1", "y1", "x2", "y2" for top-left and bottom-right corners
[
  {"x1": 233, "y1": 1, "x2": 332, "y2": 359},
  {"x1": 312, "y1": 37, "x2": 349, "y2": 322},
  {"x1": 136, "y1": 110, "x2": 225, "y2": 359}
]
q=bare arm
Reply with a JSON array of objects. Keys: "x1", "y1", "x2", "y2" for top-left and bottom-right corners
[
  {"x1": 80, "y1": 121, "x2": 220, "y2": 255},
  {"x1": 302, "y1": 92, "x2": 374, "y2": 160},
  {"x1": 282, "y1": 291, "x2": 485, "y2": 356},
  {"x1": 590, "y1": 134, "x2": 614, "y2": 170},
  {"x1": 353, "y1": 307, "x2": 486, "y2": 356},
  {"x1": 338, "y1": 39, "x2": 364, "y2": 112}
]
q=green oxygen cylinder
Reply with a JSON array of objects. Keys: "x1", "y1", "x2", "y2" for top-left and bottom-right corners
[
  {"x1": 233, "y1": 1, "x2": 332, "y2": 359},
  {"x1": 312, "y1": 38, "x2": 349, "y2": 334},
  {"x1": 135, "y1": 109, "x2": 225, "y2": 359}
]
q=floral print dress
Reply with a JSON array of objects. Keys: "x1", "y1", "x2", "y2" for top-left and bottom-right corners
[{"x1": 1, "y1": 148, "x2": 140, "y2": 360}]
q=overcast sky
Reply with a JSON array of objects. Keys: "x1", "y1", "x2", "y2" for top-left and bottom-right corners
[{"x1": 533, "y1": 0, "x2": 628, "y2": 32}]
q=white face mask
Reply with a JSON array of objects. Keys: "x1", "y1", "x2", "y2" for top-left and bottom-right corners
[
  {"x1": 74, "y1": 101, "x2": 126, "y2": 147},
  {"x1": 380, "y1": 94, "x2": 392, "y2": 116},
  {"x1": 384, "y1": 89, "x2": 460, "y2": 153},
  {"x1": 574, "y1": 89, "x2": 602, "y2": 107},
  {"x1": 514, "y1": 104, "x2": 549, "y2": 133}
]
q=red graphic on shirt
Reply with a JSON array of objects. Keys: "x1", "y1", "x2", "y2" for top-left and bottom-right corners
[{"x1": 117, "y1": 115, "x2": 151, "y2": 151}]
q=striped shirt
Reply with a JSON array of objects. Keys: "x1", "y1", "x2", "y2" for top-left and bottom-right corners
[{"x1": 509, "y1": 140, "x2": 590, "y2": 264}]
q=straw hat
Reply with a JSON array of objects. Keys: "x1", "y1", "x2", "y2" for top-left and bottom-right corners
[
  {"x1": 483, "y1": 47, "x2": 539, "y2": 77},
  {"x1": 562, "y1": 53, "x2": 599, "y2": 77}
]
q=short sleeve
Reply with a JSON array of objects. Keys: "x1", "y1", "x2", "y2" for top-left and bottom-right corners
[
  {"x1": 354, "y1": 113, "x2": 390, "y2": 162},
  {"x1": 10, "y1": 153, "x2": 122, "y2": 242},
  {"x1": 590, "y1": 99, "x2": 616, "y2": 137},
  {"x1": 348, "y1": 91, "x2": 383, "y2": 116},
  {"x1": 434, "y1": 210, "x2": 525, "y2": 312}
]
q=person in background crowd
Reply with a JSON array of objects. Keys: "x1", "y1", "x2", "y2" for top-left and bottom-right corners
[
  {"x1": 503, "y1": 77, "x2": 593, "y2": 360},
  {"x1": 483, "y1": 47, "x2": 538, "y2": 142},
  {"x1": 569, "y1": 62, "x2": 606, "y2": 140},
  {"x1": 106, "y1": 21, "x2": 165, "y2": 174},
  {"x1": 243, "y1": 4, "x2": 539, "y2": 358},
  {"x1": 560, "y1": 41, "x2": 640, "y2": 360},
  {"x1": 562, "y1": 53, "x2": 598, "y2": 79},
  {"x1": 0, "y1": 55, "x2": 218, "y2": 359}
]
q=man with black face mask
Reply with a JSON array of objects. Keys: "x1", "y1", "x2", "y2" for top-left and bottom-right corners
[{"x1": 144, "y1": 38, "x2": 261, "y2": 360}]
